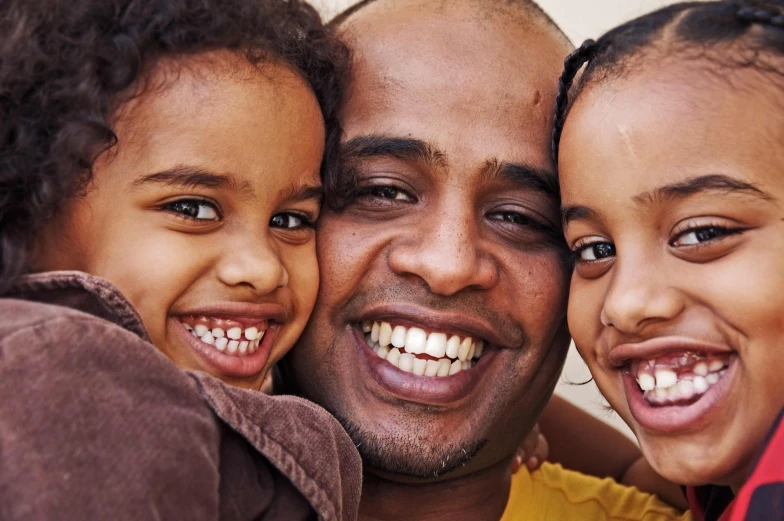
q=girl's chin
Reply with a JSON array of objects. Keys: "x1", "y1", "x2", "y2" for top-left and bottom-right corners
[{"x1": 638, "y1": 434, "x2": 750, "y2": 488}]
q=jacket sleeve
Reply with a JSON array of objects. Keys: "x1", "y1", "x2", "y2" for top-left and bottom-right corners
[{"x1": 0, "y1": 302, "x2": 222, "y2": 521}]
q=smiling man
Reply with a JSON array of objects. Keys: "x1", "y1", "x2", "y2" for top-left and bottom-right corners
[{"x1": 282, "y1": 0, "x2": 692, "y2": 520}]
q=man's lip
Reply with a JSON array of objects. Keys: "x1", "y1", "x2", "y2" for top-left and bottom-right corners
[
  {"x1": 357, "y1": 304, "x2": 518, "y2": 349},
  {"x1": 608, "y1": 336, "x2": 733, "y2": 368},
  {"x1": 172, "y1": 302, "x2": 289, "y2": 324},
  {"x1": 353, "y1": 328, "x2": 498, "y2": 406}
]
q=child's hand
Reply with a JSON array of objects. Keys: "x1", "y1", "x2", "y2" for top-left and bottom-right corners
[{"x1": 511, "y1": 423, "x2": 548, "y2": 473}]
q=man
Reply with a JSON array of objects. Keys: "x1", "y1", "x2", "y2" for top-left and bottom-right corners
[{"x1": 282, "y1": 0, "x2": 690, "y2": 519}]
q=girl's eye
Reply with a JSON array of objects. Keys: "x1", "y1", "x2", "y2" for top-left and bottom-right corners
[
  {"x1": 576, "y1": 242, "x2": 615, "y2": 262},
  {"x1": 672, "y1": 226, "x2": 735, "y2": 246},
  {"x1": 366, "y1": 186, "x2": 413, "y2": 201},
  {"x1": 270, "y1": 213, "x2": 313, "y2": 229},
  {"x1": 164, "y1": 200, "x2": 220, "y2": 221}
]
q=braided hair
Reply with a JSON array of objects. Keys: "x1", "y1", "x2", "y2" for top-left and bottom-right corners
[{"x1": 552, "y1": 0, "x2": 784, "y2": 165}]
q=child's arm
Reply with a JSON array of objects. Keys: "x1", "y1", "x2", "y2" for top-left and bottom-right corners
[{"x1": 539, "y1": 395, "x2": 689, "y2": 510}]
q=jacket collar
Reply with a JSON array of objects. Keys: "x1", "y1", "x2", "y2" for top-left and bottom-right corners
[{"x1": 5, "y1": 271, "x2": 150, "y2": 342}]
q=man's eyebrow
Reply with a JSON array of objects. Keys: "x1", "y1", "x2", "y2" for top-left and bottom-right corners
[
  {"x1": 635, "y1": 174, "x2": 775, "y2": 204},
  {"x1": 131, "y1": 165, "x2": 253, "y2": 195},
  {"x1": 490, "y1": 161, "x2": 561, "y2": 202},
  {"x1": 562, "y1": 205, "x2": 600, "y2": 228},
  {"x1": 341, "y1": 135, "x2": 447, "y2": 168}
]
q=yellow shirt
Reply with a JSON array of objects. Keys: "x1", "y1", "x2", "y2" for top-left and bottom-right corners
[{"x1": 501, "y1": 463, "x2": 693, "y2": 521}]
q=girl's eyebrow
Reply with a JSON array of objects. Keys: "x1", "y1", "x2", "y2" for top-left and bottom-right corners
[
  {"x1": 131, "y1": 165, "x2": 253, "y2": 194},
  {"x1": 633, "y1": 174, "x2": 776, "y2": 205}
]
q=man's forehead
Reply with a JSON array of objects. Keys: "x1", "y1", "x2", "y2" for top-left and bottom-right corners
[{"x1": 339, "y1": 2, "x2": 568, "y2": 172}]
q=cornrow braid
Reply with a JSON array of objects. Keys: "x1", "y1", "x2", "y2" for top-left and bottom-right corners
[
  {"x1": 737, "y1": 4, "x2": 784, "y2": 26},
  {"x1": 552, "y1": 39, "x2": 595, "y2": 165},
  {"x1": 551, "y1": 0, "x2": 784, "y2": 167}
]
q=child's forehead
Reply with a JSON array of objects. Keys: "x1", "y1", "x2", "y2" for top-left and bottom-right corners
[{"x1": 97, "y1": 54, "x2": 324, "y2": 198}]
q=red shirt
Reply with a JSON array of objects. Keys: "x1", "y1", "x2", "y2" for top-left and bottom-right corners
[{"x1": 687, "y1": 408, "x2": 784, "y2": 521}]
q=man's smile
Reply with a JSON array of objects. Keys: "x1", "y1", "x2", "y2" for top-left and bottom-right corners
[{"x1": 361, "y1": 320, "x2": 485, "y2": 376}]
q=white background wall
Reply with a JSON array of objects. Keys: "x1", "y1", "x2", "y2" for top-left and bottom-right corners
[{"x1": 309, "y1": 0, "x2": 692, "y2": 440}]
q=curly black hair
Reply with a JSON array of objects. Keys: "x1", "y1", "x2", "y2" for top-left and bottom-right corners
[
  {"x1": 0, "y1": 0, "x2": 349, "y2": 293},
  {"x1": 552, "y1": 0, "x2": 784, "y2": 164}
]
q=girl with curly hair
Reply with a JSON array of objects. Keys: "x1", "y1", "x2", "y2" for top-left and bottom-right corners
[
  {"x1": 0, "y1": 0, "x2": 361, "y2": 519},
  {"x1": 553, "y1": 1, "x2": 784, "y2": 519}
]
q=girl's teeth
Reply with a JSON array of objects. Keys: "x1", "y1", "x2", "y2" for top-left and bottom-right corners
[
  {"x1": 449, "y1": 359, "x2": 462, "y2": 375},
  {"x1": 182, "y1": 319, "x2": 265, "y2": 358},
  {"x1": 215, "y1": 337, "x2": 228, "y2": 352},
  {"x1": 638, "y1": 373, "x2": 656, "y2": 392},
  {"x1": 413, "y1": 358, "x2": 427, "y2": 376},
  {"x1": 635, "y1": 355, "x2": 731, "y2": 406},
  {"x1": 655, "y1": 369, "x2": 677, "y2": 389},
  {"x1": 194, "y1": 324, "x2": 209, "y2": 336}
]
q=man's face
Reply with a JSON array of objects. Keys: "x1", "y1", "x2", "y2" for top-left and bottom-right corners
[{"x1": 285, "y1": 0, "x2": 572, "y2": 480}]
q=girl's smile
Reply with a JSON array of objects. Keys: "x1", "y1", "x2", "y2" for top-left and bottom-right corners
[
  {"x1": 32, "y1": 51, "x2": 325, "y2": 390},
  {"x1": 559, "y1": 57, "x2": 784, "y2": 489}
]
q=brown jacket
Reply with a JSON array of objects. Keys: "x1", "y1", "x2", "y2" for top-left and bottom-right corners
[{"x1": 0, "y1": 271, "x2": 361, "y2": 521}]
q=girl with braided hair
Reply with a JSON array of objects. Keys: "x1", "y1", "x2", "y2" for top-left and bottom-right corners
[{"x1": 554, "y1": 1, "x2": 784, "y2": 519}]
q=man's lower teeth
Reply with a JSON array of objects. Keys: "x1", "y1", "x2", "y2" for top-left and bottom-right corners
[{"x1": 363, "y1": 320, "x2": 483, "y2": 377}]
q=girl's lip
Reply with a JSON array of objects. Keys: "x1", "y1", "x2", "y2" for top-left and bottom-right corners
[
  {"x1": 173, "y1": 302, "x2": 289, "y2": 324},
  {"x1": 171, "y1": 317, "x2": 278, "y2": 379},
  {"x1": 608, "y1": 336, "x2": 733, "y2": 368},
  {"x1": 623, "y1": 355, "x2": 738, "y2": 434}
]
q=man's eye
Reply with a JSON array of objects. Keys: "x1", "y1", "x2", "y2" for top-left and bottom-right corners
[
  {"x1": 576, "y1": 242, "x2": 615, "y2": 261},
  {"x1": 366, "y1": 186, "x2": 413, "y2": 201},
  {"x1": 672, "y1": 226, "x2": 735, "y2": 246},
  {"x1": 270, "y1": 213, "x2": 312, "y2": 229},
  {"x1": 491, "y1": 212, "x2": 534, "y2": 226},
  {"x1": 164, "y1": 200, "x2": 220, "y2": 221}
]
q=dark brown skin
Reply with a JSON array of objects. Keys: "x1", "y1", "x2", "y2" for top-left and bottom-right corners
[
  {"x1": 284, "y1": 1, "x2": 573, "y2": 520},
  {"x1": 560, "y1": 58, "x2": 784, "y2": 492},
  {"x1": 33, "y1": 52, "x2": 325, "y2": 390}
]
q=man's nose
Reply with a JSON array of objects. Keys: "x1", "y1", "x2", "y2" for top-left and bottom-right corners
[
  {"x1": 600, "y1": 256, "x2": 684, "y2": 334},
  {"x1": 387, "y1": 205, "x2": 498, "y2": 296},
  {"x1": 215, "y1": 232, "x2": 288, "y2": 294}
]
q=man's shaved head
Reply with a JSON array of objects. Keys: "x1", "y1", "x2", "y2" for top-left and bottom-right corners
[
  {"x1": 285, "y1": 0, "x2": 573, "y2": 486},
  {"x1": 332, "y1": 0, "x2": 571, "y2": 46}
]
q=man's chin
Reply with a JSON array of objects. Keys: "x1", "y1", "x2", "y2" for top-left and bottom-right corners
[{"x1": 337, "y1": 414, "x2": 488, "y2": 480}]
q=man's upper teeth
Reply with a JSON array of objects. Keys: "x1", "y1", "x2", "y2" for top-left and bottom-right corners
[
  {"x1": 363, "y1": 320, "x2": 485, "y2": 377},
  {"x1": 633, "y1": 353, "x2": 730, "y2": 405},
  {"x1": 180, "y1": 319, "x2": 265, "y2": 358}
]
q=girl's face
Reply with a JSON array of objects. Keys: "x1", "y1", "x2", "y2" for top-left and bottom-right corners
[
  {"x1": 33, "y1": 52, "x2": 325, "y2": 390},
  {"x1": 559, "y1": 61, "x2": 784, "y2": 489}
]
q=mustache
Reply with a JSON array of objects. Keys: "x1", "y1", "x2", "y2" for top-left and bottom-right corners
[{"x1": 342, "y1": 281, "x2": 527, "y2": 347}]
